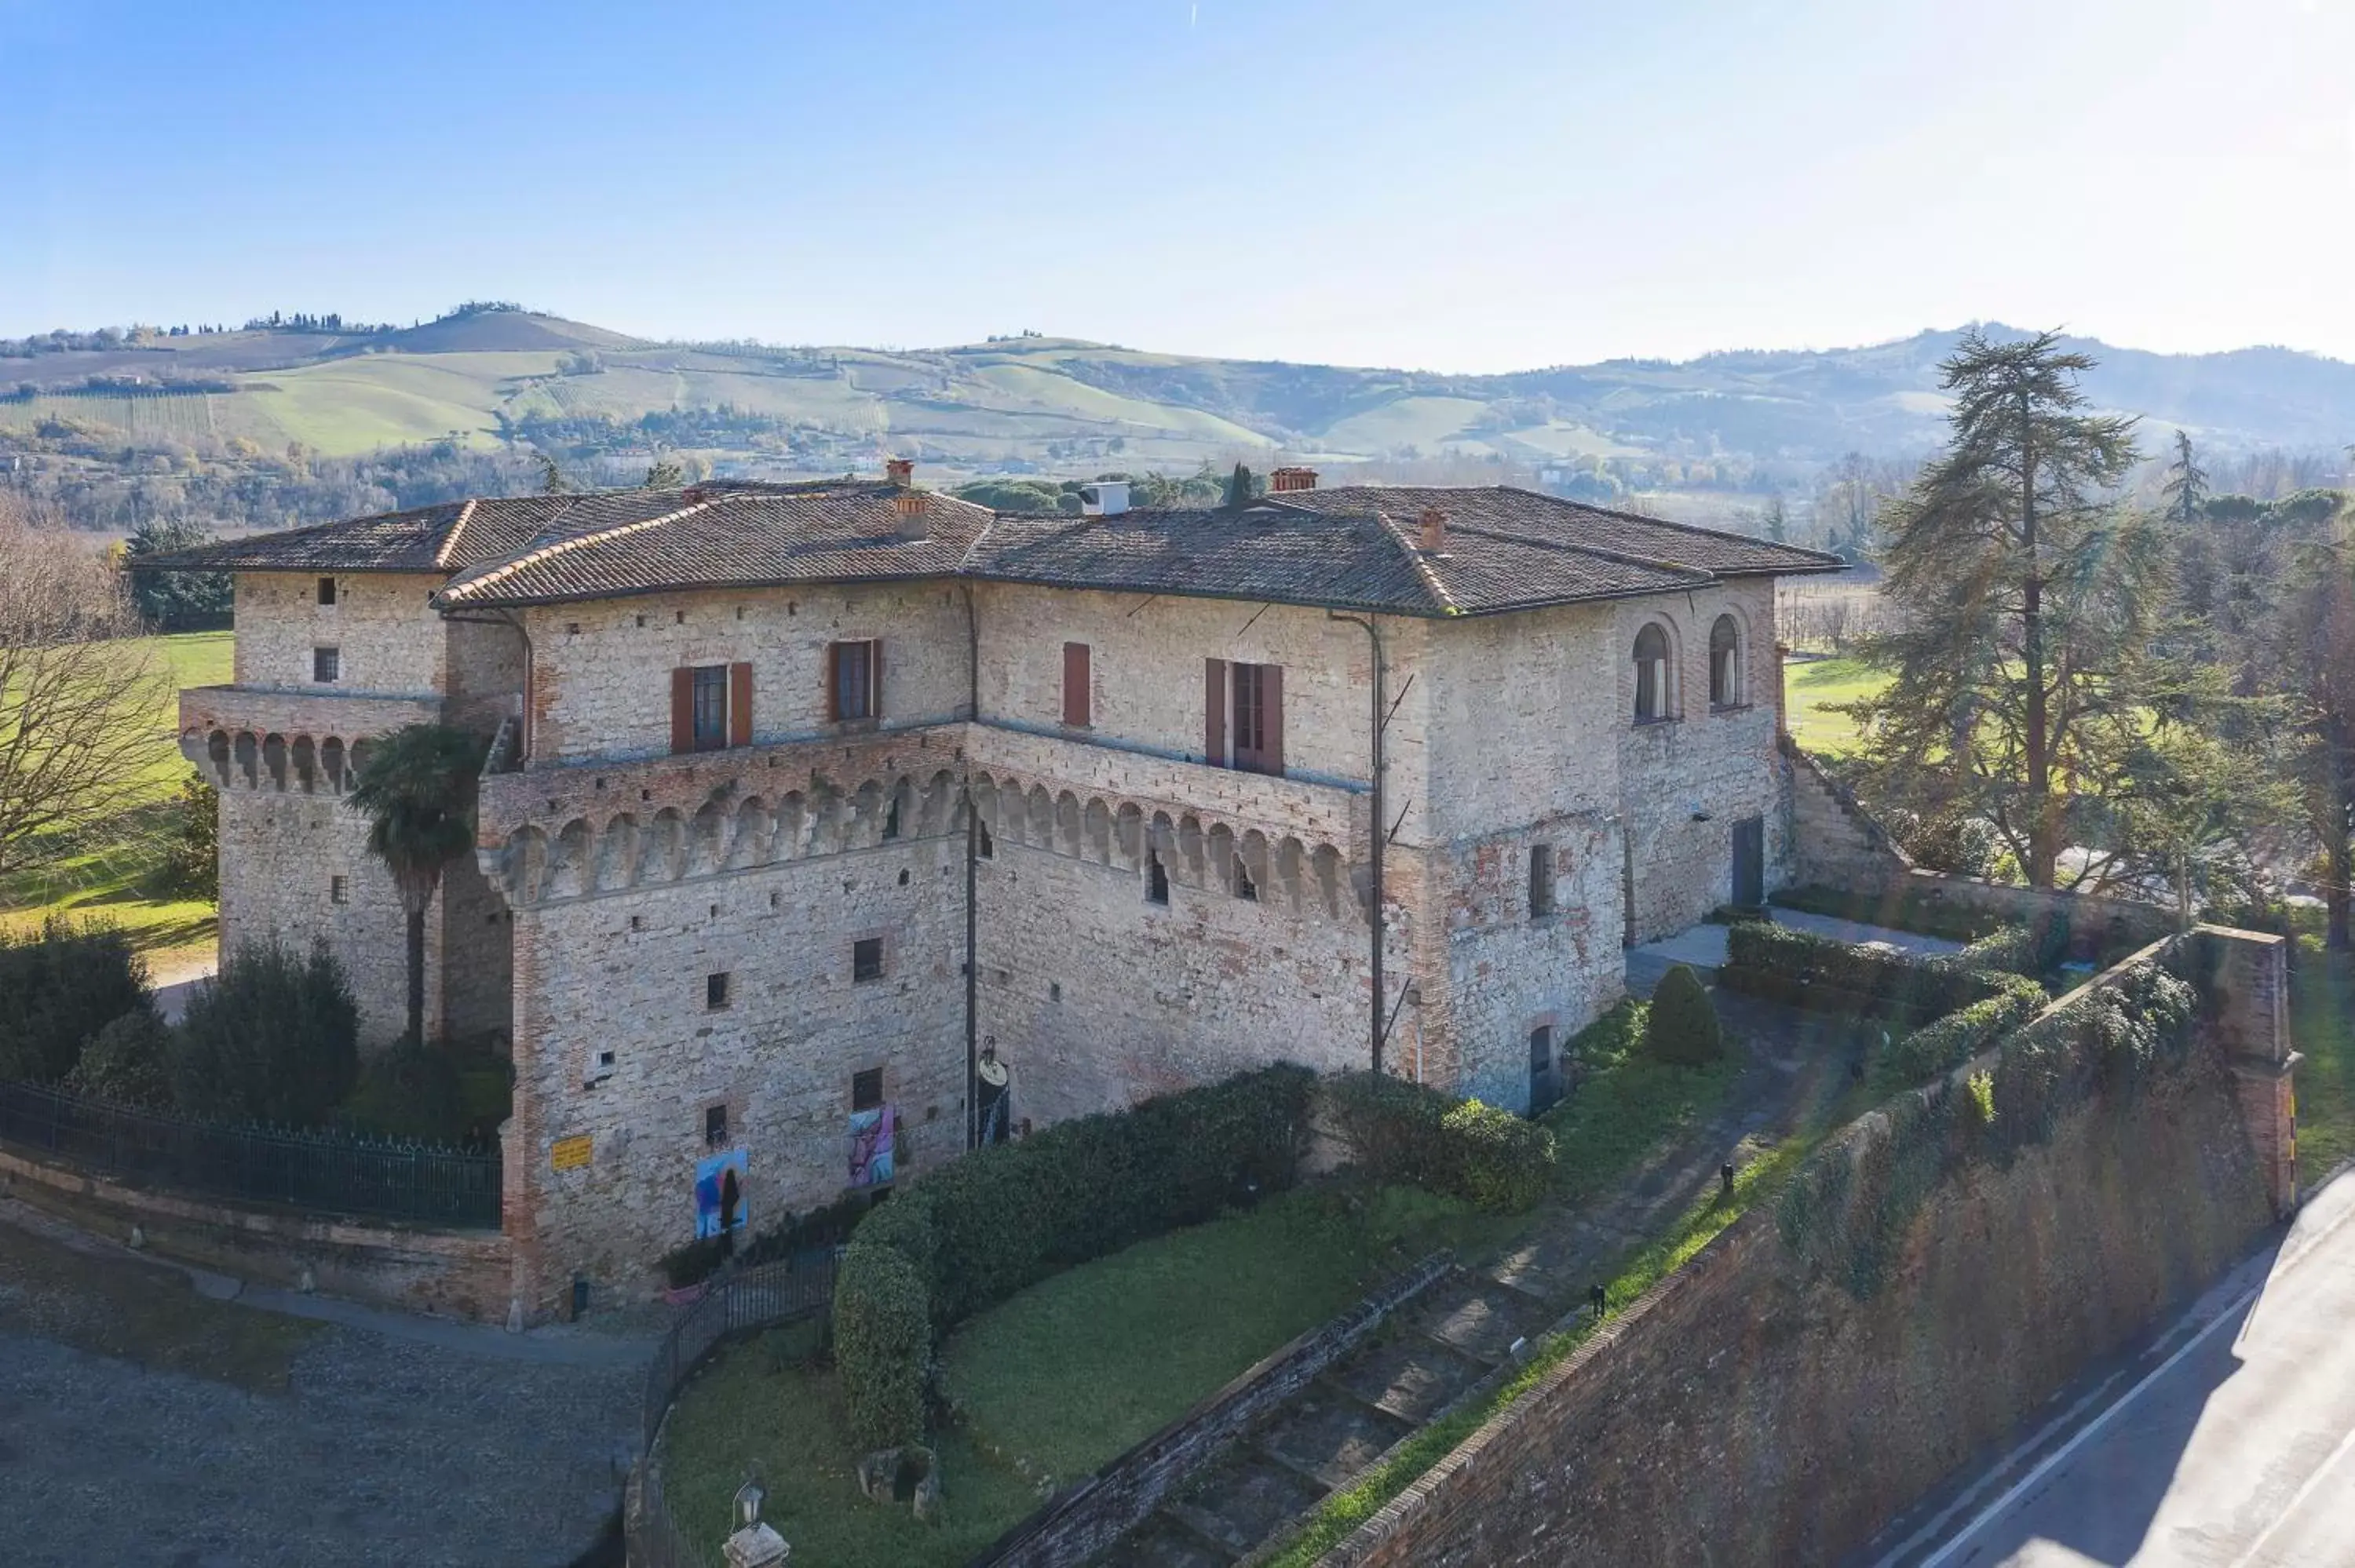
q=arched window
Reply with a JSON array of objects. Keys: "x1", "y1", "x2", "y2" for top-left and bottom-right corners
[
  {"x1": 1709, "y1": 614, "x2": 1743, "y2": 708},
  {"x1": 1634, "y1": 623, "x2": 1672, "y2": 723}
]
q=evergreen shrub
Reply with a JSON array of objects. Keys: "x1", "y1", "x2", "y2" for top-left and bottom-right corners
[
  {"x1": 836, "y1": 1242, "x2": 930, "y2": 1450},
  {"x1": 172, "y1": 939, "x2": 360, "y2": 1125},
  {"x1": 1644, "y1": 965, "x2": 1722, "y2": 1066},
  {"x1": 0, "y1": 918, "x2": 153, "y2": 1085},
  {"x1": 62, "y1": 1008, "x2": 174, "y2": 1105},
  {"x1": 1867, "y1": 973, "x2": 2048, "y2": 1093},
  {"x1": 342, "y1": 1042, "x2": 469, "y2": 1143},
  {"x1": 1323, "y1": 1072, "x2": 1557, "y2": 1213}
]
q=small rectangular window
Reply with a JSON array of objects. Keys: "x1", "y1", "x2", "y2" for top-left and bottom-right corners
[
  {"x1": 704, "y1": 1103, "x2": 729, "y2": 1147},
  {"x1": 316, "y1": 576, "x2": 337, "y2": 606},
  {"x1": 329, "y1": 874, "x2": 349, "y2": 906},
  {"x1": 690, "y1": 664, "x2": 728, "y2": 751},
  {"x1": 1062, "y1": 642, "x2": 1092, "y2": 727},
  {"x1": 1147, "y1": 849, "x2": 1170, "y2": 906},
  {"x1": 831, "y1": 640, "x2": 878, "y2": 721},
  {"x1": 853, "y1": 937, "x2": 885, "y2": 983},
  {"x1": 852, "y1": 1067, "x2": 885, "y2": 1110},
  {"x1": 706, "y1": 972, "x2": 732, "y2": 1010},
  {"x1": 1529, "y1": 844, "x2": 1557, "y2": 917},
  {"x1": 313, "y1": 646, "x2": 340, "y2": 684}
]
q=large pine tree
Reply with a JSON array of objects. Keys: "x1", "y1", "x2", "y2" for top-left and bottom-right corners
[{"x1": 1846, "y1": 329, "x2": 2171, "y2": 890}]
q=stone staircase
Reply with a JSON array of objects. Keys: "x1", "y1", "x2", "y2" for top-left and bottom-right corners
[{"x1": 1093, "y1": 1009, "x2": 1806, "y2": 1566}]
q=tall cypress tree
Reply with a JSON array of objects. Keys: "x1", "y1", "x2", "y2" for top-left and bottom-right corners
[
  {"x1": 1225, "y1": 463, "x2": 1254, "y2": 509},
  {"x1": 1845, "y1": 329, "x2": 2166, "y2": 890}
]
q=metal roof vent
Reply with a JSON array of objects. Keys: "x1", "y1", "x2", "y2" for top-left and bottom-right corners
[{"x1": 1079, "y1": 481, "x2": 1130, "y2": 519}]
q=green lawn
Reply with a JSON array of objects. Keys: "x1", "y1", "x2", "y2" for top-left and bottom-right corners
[
  {"x1": 1784, "y1": 655, "x2": 1886, "y2": 757},
  {"x1": 657, "y1": 1320, "x2": 1040, "y2": 1568},
  {"x1": 1543, "y1": 1002, "x2": 1743, "y2": 1205},
  {"x1": 1, "y1": 629, "x2": 228, "y2": 968},
  {"x1": 2290, "y1": 932, "x2": 2355, "y2": 1180},
  {"x1": 940, "y1": 1183, "x2": 1518, "y2": 1486}
]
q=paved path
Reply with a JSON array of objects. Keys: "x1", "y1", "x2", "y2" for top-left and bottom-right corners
[
  {"x1": 1626, "y1": 910, "x2": 1964, "y2": 997},
  {"x1": 0, "y1": 1199, "x2": 650, "y2": 1567},
  {"x1": 1869, "y1": 1165, "x2": 2355, "y2": 1568}
]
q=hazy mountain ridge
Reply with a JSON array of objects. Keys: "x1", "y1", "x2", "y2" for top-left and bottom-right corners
[{"x1": 7, "y1": 309, "x2": 2353, "y2": 480}]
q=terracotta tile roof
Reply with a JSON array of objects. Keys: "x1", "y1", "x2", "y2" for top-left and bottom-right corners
[
  {"x1": 134, "y1": 479, "x2": 1839, "y2": 618},
  {"x1": 434, "y1": 482, "x2": 994, "y2": 607},
  {"x1": 966, "y1": 487, "x2": 1839, "y2": 616}
]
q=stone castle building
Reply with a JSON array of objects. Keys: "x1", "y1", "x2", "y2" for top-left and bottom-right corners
[{"x1": 158, "y1": 465, "x2": 1838, "y2": 1318}]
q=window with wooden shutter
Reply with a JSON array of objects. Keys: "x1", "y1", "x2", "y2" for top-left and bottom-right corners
[
  {"x1": 1062, "y1": 642, "x2": 1091, "y2": 727},
  {"x1": 689, "y1": 665, "x2": 729, "y2": 751},
  {"x1": 830, "y1": 640, "x2": 878, "y2": 722},
  {"x1": 670, "y1": 667, "x2": 695, "y2": 754},
  {"x1": 1229, "y1": 662, "x2": 1284, "y2": 776},
  {"x1": 728, "y1": 662, "x2": 754, "y2": 746},
  {"x1": 1204, "y1": 657, "x2": 1226, "y2": 764}
]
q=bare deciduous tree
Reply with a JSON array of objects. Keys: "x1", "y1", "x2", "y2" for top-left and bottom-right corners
[{"x1": 0, "y1": 496, "x2": 174, "y2": 877}]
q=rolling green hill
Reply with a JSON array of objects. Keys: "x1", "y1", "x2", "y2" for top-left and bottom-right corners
[{"x1": 9, "y1": 306, "x2": 2355, "y2": 489}]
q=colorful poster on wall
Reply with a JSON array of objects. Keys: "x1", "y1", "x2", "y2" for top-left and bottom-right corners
[
  {"x1": 694, "y1": 1148, "x2": 748, "y2": 1240},
  {"x1": 849, "y1": 1104, "x2": 896, "y2": 1187}
]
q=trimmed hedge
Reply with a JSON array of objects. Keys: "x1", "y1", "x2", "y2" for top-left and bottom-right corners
[
  {"x1": 0, "y1": 918, "x2": 153, "y2": 1085},
  {"x1": 835, "y1": 1242, "x2": 930, "y2": 1450},
  {"x1": 1322, "y1": 1071, "x2": 1557, "y2": 1214},
  {"x1": 1866, "y1": 973, "x2": 2048, "y2": 1095},
  {"x1": 1720, "y1": 921, "x2": 2005, "y2": 1025},
  {"x1": 831, "y1": 1063, "x2": 1315, "y2": 1443},
  {"x1": 1644, "y1": 965, "x2": 1722, "y2": 1065}
]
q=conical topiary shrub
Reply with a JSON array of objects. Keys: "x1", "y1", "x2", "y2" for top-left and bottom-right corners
[{"x1": 1645, "y1": 964, "x2": 1723, "y2": 1066}]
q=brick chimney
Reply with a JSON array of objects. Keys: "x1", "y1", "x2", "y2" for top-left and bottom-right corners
[
  {"x1": 1418, "y1": 507, "x2": 1448, "y2": 552},
  {"x1": 1269, "y1": 466, "x2": 1318, "y2": 493},
  {"x1": 884, "y1": 457, "x2": 914, "y2": 487},
  {"x1": 893, "y1": 490, "x2": 929, "y2": 541}
]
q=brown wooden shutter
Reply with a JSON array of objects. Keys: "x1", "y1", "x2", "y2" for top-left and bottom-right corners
[
  {"x1": 869, "y1": 640, "x2": 883, "y2": 720},
  {"x1": 1063, "y1": 642, "x2": 1090, "y2": 727},
  {"x1": 1204, "y1": 658, "x2": 1226, "y2": 766},
  {"x1": 1262, "y1": 665, "x2": 1283, "y2": 777},
  {"x1": 670, "y1": 667, "x2": 694, "y2": 755},
  {"x1": 825, "y1": 644, "x2": 842, "y2": 722},
  {"x1": 728, "y1": 662, "x2": 753, "y2": 748}
]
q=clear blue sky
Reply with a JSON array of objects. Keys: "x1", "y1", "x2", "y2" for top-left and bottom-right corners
[{"x1": 5, "y1": 0, "x2": 2349, "y2": 371}]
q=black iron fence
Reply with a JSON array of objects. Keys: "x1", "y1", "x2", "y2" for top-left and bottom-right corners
[
  {"x1": 0, "y1": 1080, "x2": 502, "y2": 1229},
  {"x1": 634, "y1": 1249, "x2": 838, "y2": 1568}
]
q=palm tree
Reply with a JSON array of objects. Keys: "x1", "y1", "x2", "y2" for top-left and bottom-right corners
[{"x1": 345, "y1": 724, "x2": 487, "y2": 1045}]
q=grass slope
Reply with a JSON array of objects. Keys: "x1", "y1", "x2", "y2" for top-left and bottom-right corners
[
  {"x1": 1784, "y1": 655, "x2": 1886, "y2": 757},
  {"x1": 0, "y1": 630, "x2": 226, "y2": 967}
]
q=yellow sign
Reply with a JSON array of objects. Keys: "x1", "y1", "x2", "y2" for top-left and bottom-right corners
[{"x1": 551, "y1": 1135, "x2": 593, "y2": 1172}]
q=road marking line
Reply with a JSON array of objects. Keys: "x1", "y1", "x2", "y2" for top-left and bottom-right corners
[
  {"x1": 1915, "y1": 1282, "x2": 2254, "y2": 1568},
  {"x1": 1909, "y1": 1180, "x2": 2355, "y2": 1568},
  {"x1": 2223, "y1": 1420, "x2": 2355, "y2": 1568}
]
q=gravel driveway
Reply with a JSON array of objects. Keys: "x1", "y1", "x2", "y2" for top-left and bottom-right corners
[{"x1": 0, "y1": 1205, "x2": 644, "y2": 1568}]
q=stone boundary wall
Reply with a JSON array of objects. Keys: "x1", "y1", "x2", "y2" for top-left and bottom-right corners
[
  {"x1": 971, "y1": 1251, "x2": 1456, "y2": 1568},
  {"x1": 0, "y1": 1143, "x2": 513, "y2": 1322},
  {"x1": 1316, "y1": 928, "x2": 2289, "y2": 1567},
  {"x1": 1783, "y1": 738, "x2": 2176, "y2": 954}
]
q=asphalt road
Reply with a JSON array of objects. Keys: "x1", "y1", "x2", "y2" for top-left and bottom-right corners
[{"x1": 1875, "y1": 1165, "x2": 2355, "y2": 1568}]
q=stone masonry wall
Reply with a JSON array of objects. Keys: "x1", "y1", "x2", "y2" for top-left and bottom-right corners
[
  {"x1": 1616, "y1": 581, "x2": 1788, "y2": 943},
  {"x1": 974, "y1": 838, "x2": 1381, "y2": 1129},
  {"x1": 233, "y1": 571, "x2": 447, "y2": 696},
  {"x1": 973, "y1": 583, "x2": 1383, "y2": 792},
  {"x1": 523, "y1": 584, "x2": 971, "y2": 765},
  {"x1": 1327, "y1": 937, "x2": 2287, "y2": 1568},
  {"x1": 217, "y1": 786, "x2": 436, "y2": 1047},
  {"x1": 505, "y1": 833, "x2": 967, "y2": 1311}
]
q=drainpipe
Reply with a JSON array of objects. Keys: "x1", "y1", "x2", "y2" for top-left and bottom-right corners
[
  {"x1": 1327, "y1": 612, "x2": 1387, "y2": 1074},
  {"x1": 962, "y1": 583, "x2": 980, "y2": 1148}
]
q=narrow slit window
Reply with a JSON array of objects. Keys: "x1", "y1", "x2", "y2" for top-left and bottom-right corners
[
  {"x1": 1529, "y1": 845, "x2": 1556, "y2": 917},
  {"x1": 1147, "y1": 849, "x2": 1170, "y2": 906}
]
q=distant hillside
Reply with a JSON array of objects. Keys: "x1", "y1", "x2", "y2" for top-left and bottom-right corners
[{"x1": 9, "y1": 307, "x2": 2354, "y2": 474}]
